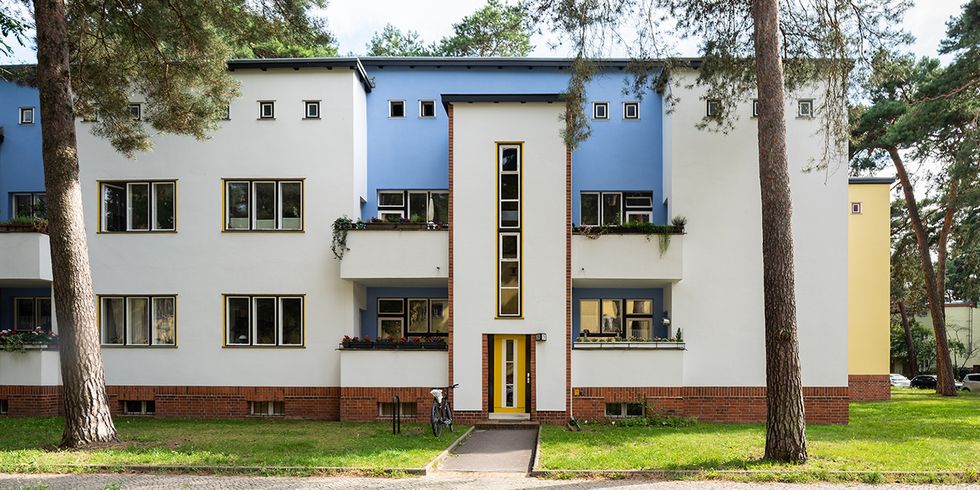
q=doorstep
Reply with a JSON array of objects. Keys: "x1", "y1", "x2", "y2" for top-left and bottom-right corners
[{"x1": 487, "y1": 412, "x2": 531, "y2": 421}]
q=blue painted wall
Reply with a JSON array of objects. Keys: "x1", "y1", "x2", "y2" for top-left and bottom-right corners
[
  {"x1": 360, "y1": 287, "x2": 449, "y2": 338},
  {"x1": 571, "y1": 288, "x2": 667, "y2": 339},
  {"x1": 0, "y1": 287, "x2": 50, "y2": 329},
  {"x1": 362, "y1": 66, "x2": 665, "y2": 225},
  {"x1": 0, "y1": 80, "x2": 44, "y2": 220}
]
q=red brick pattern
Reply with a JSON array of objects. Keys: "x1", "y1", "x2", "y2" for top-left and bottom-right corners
[
  {"x1": 339, "y1": 387, "x2": 436, "y2": 421},
  {"x1": 848, "y1": 374, "x2": 890, "y2": 401},
  {"x1": 0, "y1": 385, "x2": 62, "y2": 417},
  {"x1": 572, "y1": 386, "x2": 848, "y2": 424}
]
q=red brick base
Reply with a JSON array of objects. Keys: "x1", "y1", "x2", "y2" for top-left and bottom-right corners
[
  {"x1": 572, "y1": 386, "x2": 849, "y2": 424},
  {"x1": 339, "y1": 387, "x2": 438, "y2": 421},
  {"x1": 0, "y1": 385, "x2": 63, "y2": 417},
  {"x1": 848, "y1": 374, "x2": 891, "y2": 401}
]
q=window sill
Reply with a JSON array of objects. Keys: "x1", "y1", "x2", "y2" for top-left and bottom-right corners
[
  {"x1": 223, "y1": 345, "x2": 306, "y2": 349},
  {"x1": 101, "y1": 345, "x2": 177, "y2": 349},
  {"x1": 257, "y1": 117, "x2": 276, "y2": 121},
  {"x1": 346, "y1": 223, "x2": 449, "y2": 231},
  {"x1": 303, "y1": 117, "x2": 321, "y2": 120},
  {"x1": 573, "y1": 341, "x2": 685, "y2": 350},
  {"x1": 221, "y1": 229, "x2": 305, "y2": 233},
  {"x1": 97, "y1": 230, "x2": 177, "y2": 234}
]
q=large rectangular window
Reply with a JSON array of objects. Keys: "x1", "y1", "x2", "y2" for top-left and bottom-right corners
[
  {"x1": 100, "y1": 295, "x2": 176, "y2": 346},
  {"x1": 579, "y1": 191, "x2": 653, "y2": 226},
  {"x1": 224, "y1": 180, "x2": 303, "y2": 231},
  {"x1": 13, "y1": 297, "x2": 52, "y2": 332},
  {"x1": 376, "y1": 297, "x2": 449, "y2": 339},
  {"x1": 11, "y1": 192, "x2": 46, "y2": 220},
  {"x1": 224, "y1": 295, "x2": 304, "y2": 346},
  {"x1": 376, "y1": 190, "x2": 448, "y2": 224},
  {"x1": 579, "y1": 298, "x2": 656, "y2": 339},
  {"x1": 497, "y1": 144, "x2": 522, "y2": 317},
  {"x1": 100, "y1": 181, "x2": 176, "y2": 232}
]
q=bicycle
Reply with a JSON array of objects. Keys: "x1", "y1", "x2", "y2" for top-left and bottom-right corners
[{"x1": 430, "y1": 383, "x2": 458, "y2": 437}]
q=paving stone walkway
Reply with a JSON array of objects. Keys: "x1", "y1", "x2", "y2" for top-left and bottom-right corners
[{"x1": 436, "y1": 428, "x2": 537, "y2": 474}]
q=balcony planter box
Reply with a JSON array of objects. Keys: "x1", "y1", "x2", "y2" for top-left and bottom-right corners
[
  {"x1": 364, "y1": 222, "x2": 448, "y2": 231},
  {"x1": 421, "y1": 341, "x2": 448, "y2": 350},
  {"x1": 573, "y1": 224, "x2": 683, "y2": 236},
  {"x1": 573, "y1": 341, "x2": 686, "y2": 350}
]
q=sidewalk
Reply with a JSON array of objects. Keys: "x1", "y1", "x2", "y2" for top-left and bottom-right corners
[{"x1": 435, "y1": 428, "x2": 537, "y2": 475}]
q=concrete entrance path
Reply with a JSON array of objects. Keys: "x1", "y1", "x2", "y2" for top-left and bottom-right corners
[{"x1": 436, "y1": 428, "x2": 537, "y2": 475}]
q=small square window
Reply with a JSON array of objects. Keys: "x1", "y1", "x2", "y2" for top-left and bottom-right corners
[
  {"x1": 706, "y1": 99, "x2": 722, "y2": 118},
  {"x1": 625, "y1": 403, "x2": 644, "y2": 417},
  {"x1": 593, "y1": 102, "x2": 608, "y2": 120},
  {"x1": 221, "y1": 104, "x2": 231, "y2": 120},
  {"x1": 249, "y1": 401, "x2": 284, "y2": 416},
  {"x1": 128, "y1": 103, "x2": 142, "y2": 121},
  {"x1": 389, "y1": 100, "x2": 405, "y2": 118},
  {"x1": 123, "y1": 400, "x2": 155, "y2": 415},
  {"x1": 19, "y1": 107, "x2": 34, "y2": 125},
  {"x1": 798, "y1": 99, "x2": 814, "y2": 118},
  {"x1": 259, "y1": 101, "x2": 275, "y2": 119},
  {"x1": 605, "y1": 403, "x2": 623, "y2": 417},
  {"x1": 305, "y1": 100, "x2": 320, "y2": 119},
  {"x1": 623, "y1": 102, "x2": 639, "y2": 119},
  {"x1": 419, "y1": 100, "x2": 436, "y2": 118},
  {"x1": 752, "y1": 99, "x2": 759, "y2": 118},
  {"x1": 851, "y1": 202, "x2": 862, "y2": 214}
]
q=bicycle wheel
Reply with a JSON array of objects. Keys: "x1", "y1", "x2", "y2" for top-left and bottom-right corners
[
  {"x1": 442, "y1": 402, "x2": 454, "y2": 433},
  {"x1": 431, "y1": 403, "x2": 443, "y2": 437}
]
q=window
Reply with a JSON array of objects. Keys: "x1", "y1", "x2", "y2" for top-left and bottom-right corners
[
  {"x1": 623, "y1": 102, "x2": 639, "y2": 119},
  {"x1": 250, "y1": 401, "x2": 284, "y2": 416},
  {"x1": 19, "y1": 107, "x2": 34, "y2": 125},
  {"x1": 259, "y1": 101, "x2": 275, "y2": 119},
  {"x1": 14, "y1": 297, "x2": 52, "y2": 332},
  {"x1": 224, "y1": 295, "x2": 303, "y2": 346},
  {"x1": 798, "y1": 99, "x2": 814, "y2": 118},
  {"x1": 0, "y1": 400, "x2": 7, "y2": 416},
  {"x1": 11, "y1": 192, "x2": 46, "y2": 219},
  {"x1": 580, "y1": 298, "x2": 656, "y2": 339},
  {"x1": 128, "y1": 103, "x2": 142, "y2": 121},
  {"x1": 752, "y1": 99, "x2": 759, "y2": 117},
  {"x1": 304, "y1": 100, "x2": 320, "y2": 119},
  {"x1": 593, "y1": 102, "x2": 608, "y2": 120},
  {"x1": 851, "y1": 202, "x2": 862, "y2": 214},
  {"x1": 706, "y1": 99, "x2": 722, "y2": 118},
  {"x1": 100, "y1": 295, "x2": 176, "y2": 346},
  {"x1": 100, "y1": 181, "x2": 175, "y2": 232},
  {"x1": 376, "y1": 190, "x2": 449, "y2": 224},
  {"x1": 376, "y1": 297, "x2": 449, "y2": 338},
  {"x1": 389, "y1": 100, "x2": 405, "y2": 118},
  {"x1": 222, "y1": 104, "x2": 231, "y2": 120},
  {"x1": 580, "y1": 191, "x2": 652, "y2": 226},
  {"x1": 379, "y1": 401, "x2": 418, "y2": 417},
  {"x1": 497, "y1": 144, "x2": 522, "y2": 317},
  {"x1": 223, "y1": 180, "x2": 302, "y2": 231},
  {"x1": 419, "y1": 100, "x2": 436, "y2": 118},
  {"x1": 606, "y1": 402, "x2": 644, "y2": 418},
  {"x1": 123, "y1": 400, "x2": 155, "y2": 415}
]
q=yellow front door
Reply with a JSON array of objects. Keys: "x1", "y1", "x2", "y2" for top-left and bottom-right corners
[{"x1": 492, "y1": 335, "x2": 527, "y2": 413}]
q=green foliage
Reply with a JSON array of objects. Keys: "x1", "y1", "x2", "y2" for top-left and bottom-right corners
[
  {"x1": 63, "y1": 0, "x2": 337, "y2": 156},
  {"x1": 0, "y1": 330, "x2": 59, "y2": 353},
  {"x1": 890, "y1": 320, "x2": 936, "y2": 373},
  {"x1": 0, "y1": 7, "x2": 29, "y2": 58},
  {"x1": 364, "y1": 1, "x2": 534, "y2": 57}
]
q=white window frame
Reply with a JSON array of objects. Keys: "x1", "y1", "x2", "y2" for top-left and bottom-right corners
[
  {"x1": 151, "y1": 182, "x2": 176, "y2": 231},
  {"x1": 625, "y1": 211, "x2": 652, "y2": 223},
  {"x1": 126, "y1": 296, "x2": 151, "y2": 346},
  {"x1": 379, "y1": 210, "x2": 404, "y2": 222},
  {"x1": 277, "y1": 296, "x2": 304, "y2": 347},
  {"x1": 798, "y1": 99, "x2": 814, "y2": 118},
  {"x1": 100, "y1": 181, "x2": 176, "y2": 232},
  {"x1": 498, "y1": 232, "x2": 521, "y2": 317},
  {"x1": 150, "y1": 296, "x2": 176, "y2": 346},
  {"x1": 378, "y1": 190, "x2": 405, "y2": 208},
  {"x1": 624, "y1": 195, "x2": 652, "y2": 208},
  {"x1": 126, "y1": 182, "x2": 150, "y2": 231},
  {"x1": 225, "y1": 295, "x2": 251, "y2": 345},
  {"x1": 407, "y1": 191, "x2": 430, "y2": 221},
  {"x1": 123, "y1": 400, "x2": 155, "y2": 415},
  {"x1": 601, "y1": 192, "x2": 623, "y2": 226},
  {"x1": 251, "y1": 296, "x2": 278, "y2": 346},
  {"x1": 623, "y1": 102, "x2": 640, "y2": 119},
  {"x1": 593, "y1": 102, "x2": 608, "y2": 120},
  {"x1": 128, "y1": 103, "x2": 142, "y2": 121},
  {"x1": 223, "y1": 180, "x2": 302, "y2": 231},
  {"x1": 11, "y1": 192, "x2": 45, "y2": 219},
  {"x1": 419, "y1": 100, "x2": 436, "y2": 118},
  {"x1": 277, "y1": 181, "x2": 303, "y2": 230},
  {"x1": 752, "y1": 99, "x2": 759, "y2": 117},
  {"x1": 406, "y1": 298, "x2": 430, "y2": 334},
  {"x1": 259, "y1": 101, "x2": 275, "y2": 119},
  {"x1": 222, "y1": 104, "x2": 231, "y2": 120},
  {"x1": 378, "y1": 298, "x2": 405, "y2": 315},
  {"x1": 377, "y1": 317, "x2": 405, "y2": 339},
  {"x1": 706, "y1": 99, "x2": 721, "y2": 118},
  {"x1": 304, "y1": 100, "x2": 320, "y2": 119},
  {"x1": 580, "y1": 192, "x2": 601, "y2": 226},
  {"x1": 851, "y1": 202, "x2": 863, "y2": 214},
  {"x1": 100, "y1": 295, "x2": 176, "y2": 346},
  {"x1": 498, "y1": 145, "x2": 521, "y2": 230},
  {"x1": 224, "y1": 295, "x2": 303, "y2": 347},
  {"x1": 388, "y1": 100, "x2": 405, "y2": 118},
  {"x1": 250, "y1": 181, "x2": 277, "y2": 231},
  {"x1": 250, "y1": 401, "x2": 284, "y2": 416},
  {"x1": 18, "y1": 107, "x2": 34, "y2": 125}
]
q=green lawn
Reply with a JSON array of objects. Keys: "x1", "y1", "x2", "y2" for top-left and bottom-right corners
[
  {"x1": 539, "y1": 389, "x2": 980, "y2": 480},
  {"x1": 0, "y1": 418, "x2": 464, "y2": 475}
]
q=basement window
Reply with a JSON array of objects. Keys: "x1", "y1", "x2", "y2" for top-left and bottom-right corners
[
  {"x1": 250, "y1": 401, "x2": 284, "y2": 416},
  {"x1": 606, "y1": 402, "x2": 644, "y2": 418},
  {"x1": 378, "y1": 402, "x2": 418, "y2": 417},
  {"x1": 123, "y1": 400, "x2": 155, "y2": 415},
  {"x1": 0, "y1": 400, "x2": 8, "y2": 415}
]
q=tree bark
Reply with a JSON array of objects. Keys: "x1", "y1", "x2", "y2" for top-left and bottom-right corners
[
  {"x1": 898, "y1": 300, "x2": 918, "y2": 377},
  {"x1": 34, "y1": 0, "x2": 118, "y2": 447},
  {"x1": 752, "y1": 0, "x2": 807, "y2": 464},
  {"x1": 887, "y1": 146, "x2": 957, "y2": 396}
]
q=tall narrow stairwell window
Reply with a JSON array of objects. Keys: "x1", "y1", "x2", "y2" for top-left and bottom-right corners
[{"x1": 497, "y1": 143, "x2": 523, "y2": 317}]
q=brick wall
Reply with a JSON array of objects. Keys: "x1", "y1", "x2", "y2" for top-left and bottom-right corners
[
  {"x1": 572, "y1": 386, "x2": 849, "y2": 424},
  {"x1": 848, "y1": 374, "x2": 891, "y2": 401},
  {"x1": 0, "y1": 385, "x2": 62, "y2": 417},
  {"x1": 339, "y1": 387, "x2": 435, "y2": 421}
]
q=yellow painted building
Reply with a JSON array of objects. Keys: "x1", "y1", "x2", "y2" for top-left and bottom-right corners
[{"x1": 847, "y1": 177, "x2": 893, "y2": 399}]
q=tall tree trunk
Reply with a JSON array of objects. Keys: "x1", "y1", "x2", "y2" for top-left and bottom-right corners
[
  {"x1": 898, "y1": 300, "x2": 918, "y2": 377},
  {"x1": 752, "y1": 0, "x2": 807, "y2": 464},
  {"x1": 887, "y1": 147, "x2": 957, "y2": 396},
  {"x1": 34, "y1": 0, "x2": 118, "y2": 447}
]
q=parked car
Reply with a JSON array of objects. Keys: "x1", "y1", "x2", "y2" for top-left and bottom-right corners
[
  {"x1": 890, "y1": 373, "x2": 911, "y2": 388},
  {"x1": 910, "y1": 374, "x2": 965, "y2": 390},
  {"x1": 962, "y1": 373, "x2": 980, "y2": 392}
]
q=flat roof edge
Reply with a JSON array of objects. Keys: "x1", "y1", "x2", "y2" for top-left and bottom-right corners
[{"x1": 848, "y1": 176, "x2": 896, "y2": 185}]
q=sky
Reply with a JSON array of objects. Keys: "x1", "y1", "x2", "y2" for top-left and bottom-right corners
[{"x1": 0, "y1": 0, "x2": 969, "y2": 63}]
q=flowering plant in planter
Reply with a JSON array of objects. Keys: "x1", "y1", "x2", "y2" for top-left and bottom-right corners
[
  {"x1": 0, "y1": 328, "x2": 59, "y2": 352},
  {"x1": 341, "y1": 335, "x2": 374, "y2": 349}
]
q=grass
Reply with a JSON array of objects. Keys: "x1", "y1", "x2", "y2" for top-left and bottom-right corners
[
  {"x1": 0, "y1": 418, "x2": 466, "y2": 475},
  {"x1": 538, "y1": 389, "x2": 980, "y2": 482}
]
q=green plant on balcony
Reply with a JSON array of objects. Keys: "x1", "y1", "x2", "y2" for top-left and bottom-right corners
[
  {"x1": 0, "y1": 328, "x2": 59, "y2": 353},
  {"x1": 331, "y1": 216, "x2": 365, "y2": 260}
]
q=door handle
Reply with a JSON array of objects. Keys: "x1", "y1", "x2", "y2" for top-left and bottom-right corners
[{"x1": 526, "y1": 372, "x2": 531, "y2": 384}]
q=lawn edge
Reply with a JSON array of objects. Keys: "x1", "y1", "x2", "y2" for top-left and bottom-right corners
[
  {"x1": 528, "y1": 469, "x2": 980, "y2": 484},
  {"x1": 424, "y1": 425, "x2": 475, "y2": 474},
  {"x1": 0, "y1": 463, "x2": 429, "y2": 478}
]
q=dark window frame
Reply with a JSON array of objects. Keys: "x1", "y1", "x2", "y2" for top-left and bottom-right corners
[
  {"x1": 419, "y1": 100, "x2": 436, "y2": 118},
  {"x1": 304, "y1": 100, "x2": 321, "y2": 119},
  {"x1": 10, "y1": 192, "x2": 46, "y2": 219},
  {"x1": 128, "y1": 103, "x2": 142, "y2": 121},
  {"x1": 18, "y1": 106, "x2": 34, "y2": 125},
  {"x1": 258, "y1": 101, "x2": 275, "y2": 120},
  {"x1": 376, "y1": 297, "x2": 450, "y2": 338},
  {"x1": 592, "y1": 102, "x2": 609, "y2": 120},
  {"x1": 579, "y1": 297, "x2": 655, "y2": 339},
  {"x1": 13, "y1": 296, "x2": 52, "y2": 332},
  {"x1": 580, "y1": 191, "x2": 653, "y2": 226},
  {"x1": 623, "y1": 102, "x2": 640, "y2": 119},
  {"x1": 706, "y1": 99, "x2": 722, "y2": 118},
  {"x1": 389, "y1": 100, "x2": 405, "y2": 118},
  {"x1": 376, "y1": 189, "x2": 449, "y2": 224}
]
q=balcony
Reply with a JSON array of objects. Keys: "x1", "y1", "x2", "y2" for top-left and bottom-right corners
[
  {"x1": 0, "y1": 231, "x2": 52, "y2": 286},
  {"x1": 572, "y1": 229, "x2": 683, "y2": 287},
  {"x1": 339, "y1": 227, "x2": 448, "y2": 286},
  {"x1": 0, "y1": 349, "x2": 61, "y2": 386},
  {"x1": 572, "y1": 347, "x2": 684, "y2": 387},
  {"x1": 340, "y1": 349, "x2": 448, "y2": 388}
]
